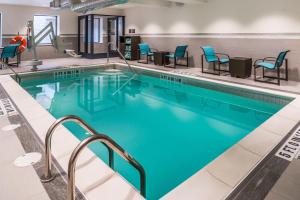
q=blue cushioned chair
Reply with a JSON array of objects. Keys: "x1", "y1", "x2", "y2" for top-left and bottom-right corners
[
  {"x1": 138, "y1": 43, "x2": 156, "y2": 64},
  {"x1": 254, "y1": 50, "x2": 290, "y2": 85},
  {"x1": 0, "y1": 44, "x2": 20, "y2": 69},
  {"x1": 201, "y1": 46, "x2": 230, "y2": 75},
  {"x1": 164, "y1": 45, "x2": 189, "y2": 68}
]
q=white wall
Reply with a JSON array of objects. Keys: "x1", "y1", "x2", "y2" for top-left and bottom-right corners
[
  {"x1": 0, "y1": 4, "x2": 124, "y2": 60},
  {"x1": 124, "y1": 0, "x2": 300, "y2": 35},
  {"x1": 0, "y1": 4, "x2": 78, "y2": 35},
  {"x1": 0, "y1": 4, "x2": 124, "y2": 36},
  {"x1": 92, "y1": 7, "x2": 124, "y2": 16}
]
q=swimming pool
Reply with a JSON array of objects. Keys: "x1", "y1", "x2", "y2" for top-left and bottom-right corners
[{"x1": 20, "y1": 66, "x2": 291, "y2": 199}]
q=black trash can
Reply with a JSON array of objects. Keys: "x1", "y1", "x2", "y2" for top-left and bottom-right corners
[
  {"x1": 229, "y1": 57, "x2": 252, "y2": 78},
  {"x1": 154, "y1": 51, "x2": 170, "y2": 66}
]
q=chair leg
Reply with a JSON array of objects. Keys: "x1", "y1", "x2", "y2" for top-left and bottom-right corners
[
  {"x1": 201, "y1": 55, "x2": 204, "y2": 73},
  {"x1": 186, "y1": 52, "x2": 189, "y2": 68},
  {"x1": 262, "y1": 67, "x2": 265, "y2": 78},
  {"x1": 277, "y1": 67, "x2": 280, "y2": 85},
  {"x1": 186, "y1": 57, "x2": 189, "y2": 67},
  {"x1": 174, "y1": 57, "x2": 177, "y2": 68},
  {"x1": 218, "y1": 63, "x2": 221, "y2": 76},
  {"x1": 285, "y1": 59, "x2": 289, "y2": 81},
  {"x1": 254, "y1": 66, "x2": 257, "y2": 81},
  {"x1": 17, "y1": 53, "x2": 21, "y2": 67}
]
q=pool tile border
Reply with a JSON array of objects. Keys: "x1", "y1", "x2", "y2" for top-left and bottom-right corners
[{"x1": 2, "y1": 63, "x2": 300, "y2": 200}]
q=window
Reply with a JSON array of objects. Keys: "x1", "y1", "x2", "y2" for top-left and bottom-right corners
[
  {"x1": 33, "y1": 15, "x2": 58, "y2": 44},
  {"x1": 0, "y1": 13, "x2": 2, "y2": 47},
  {"x1": 94, "y1": 17, "x2": 103, "y2": 43},
  {"x1": 87, "y1": 17, "x2": 103, "y2": 44}
]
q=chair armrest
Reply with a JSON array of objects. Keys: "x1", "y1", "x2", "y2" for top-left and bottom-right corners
[
  {"x1": 263, "y1": 57, "x2": 277, "y2": 62},
  {"x1": 150, "y1": 48, "x2": 159, "y2": 52},
  {"x1": 216, "y1": 53, "x2": 230, "y2": 59},
  {"x1": 164, "y1": 52, "x2": 175, "y2": 57},
  {"x1": 254, "y1": 59, "x2": 264, "y2": 66}
]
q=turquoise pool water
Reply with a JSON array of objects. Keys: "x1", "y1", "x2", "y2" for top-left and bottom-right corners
[{"x1": 21, "y1": 68, "x2": 288, "y2": 199}]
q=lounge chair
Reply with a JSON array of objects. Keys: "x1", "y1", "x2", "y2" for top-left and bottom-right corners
[
  {"x1": 201, "y1": 46, "x2": 230, "y2": 75},
  {"x1": 138, "y1": 43, "x2": 155, "y2": 64},
  {"x1": 164, "y1": 45, "x2": 189, "y2": 68},
  {"x1": 0, "y1": 44, "x2": 20, "y2": 69},
  {"x1": 254, "y1": 50, "x2": 290, "y2": 85}
]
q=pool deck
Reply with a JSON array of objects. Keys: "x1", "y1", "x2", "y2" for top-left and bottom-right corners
[
  {"x1": 1, "y1": 57, "x2": 300, "y2": 95},
  {"x1": 0, "y1": 58, "x2": 300, "y2": 200}
]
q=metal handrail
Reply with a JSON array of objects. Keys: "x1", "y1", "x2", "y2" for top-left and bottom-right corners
[
  {"x1": 67, "y1": 134, "x2": 146, "y2": 200},
  {"x1": 40, "y1": 115, "x2": 114, "y2": 182},
  {"x1": 107, "y1": 42, "x2": 137, "y2": 74},
  {"x1": 112, "y1": 73, "x2": 138, "y2": 96},
  {"x1": 1, "y1": 62, "x2": 21, "y2": 84}
]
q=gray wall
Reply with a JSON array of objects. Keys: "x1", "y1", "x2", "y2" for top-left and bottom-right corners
[{"x1": 141, "y1": 36, "x2": 300, "y2": 81}]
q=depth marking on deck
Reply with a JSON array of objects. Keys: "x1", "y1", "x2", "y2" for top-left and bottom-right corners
[
  {"x1": 275, "y1": 125, "x2": 300, "y2": 161},
  {"x1": 160, "y1": 74, "x2": 183, "y2": 83},
  {"x1": 0, "y1": 98, "x2": 17, "y2": 117}
]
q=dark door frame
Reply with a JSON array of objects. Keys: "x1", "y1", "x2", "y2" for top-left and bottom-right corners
[{"x1": 78, "y1": 14, "x2": 125, "y2": 59}]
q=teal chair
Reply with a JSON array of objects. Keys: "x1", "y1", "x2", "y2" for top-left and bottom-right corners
[
  {"x1": 201, "y1": 46, "x2": 230, "y2": 75},
  {"x1": 254, "y1": 50, "x2": 290, "y2": 85},
  {"x1": 164, "y1": 45, "x2": 188, "y2": 68},
  {"x1": 138, "y1": 43, "x2": 155, "y2": 64},
  {"x1": 1, "y1": 44, "x2": 20, "y2": 68}
]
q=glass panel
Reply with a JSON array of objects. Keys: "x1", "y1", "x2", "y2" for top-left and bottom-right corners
[
  {"x1": 93, "y1": 16, "x2": 106, "y2": 54},
  {"x1": 108, "y1": 18, "x2": 117, "y2": 51},
  {"x1": 79, "y1": 17, "x2": 86, "y2": 53},
  {"x1": 0, "y1": 13, "x2": 2, "y2": 47},
  {"x1": 78, "y1": 14, "x2": 124, "y2": 56},
  {"x1": 87, "y1": 15, "x2": 92, "y2": 54},
  {"x1": 118, "y1": 17, "x2": 124, "y2": 48}
]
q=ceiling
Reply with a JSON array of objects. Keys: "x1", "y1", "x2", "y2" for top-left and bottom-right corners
[
  {"x1": 0, "y1": 0, "x2": 207, "y2": 8},
  {"x1": 0, "y1": 0, "x2": 51, "y2": 7}
]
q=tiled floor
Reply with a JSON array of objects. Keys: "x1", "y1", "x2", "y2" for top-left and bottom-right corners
[
  {"x1": 0, "y1": 115, "x2": 50, "y2": 200},
  {"x1": 265, "y1": 160, "x2": 300, "y2": 200}
]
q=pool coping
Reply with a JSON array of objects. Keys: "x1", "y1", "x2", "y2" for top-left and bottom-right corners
[{"x1": 2, "y1": 62, "x2": 300, "y2": 200}]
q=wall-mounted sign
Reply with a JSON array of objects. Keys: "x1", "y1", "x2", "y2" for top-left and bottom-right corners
[
  {"x1": 275, "y1": 125, "x2": 300, "y2": 161},
  {"x1": 129, "y1": 29, "x2": 136, "y2": 34}
]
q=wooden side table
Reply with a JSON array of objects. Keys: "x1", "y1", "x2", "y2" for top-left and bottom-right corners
[
  {"x1": 229, "y1": 57, "x2": 252, "y2": 78},
  {"x1": 154, "y1": 51, "x2": 170, "y2": 66}
]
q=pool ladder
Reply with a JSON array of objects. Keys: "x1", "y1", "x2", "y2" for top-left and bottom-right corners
[{"x1": 40, "y1": 115, "x2": 146, "y2": 200}]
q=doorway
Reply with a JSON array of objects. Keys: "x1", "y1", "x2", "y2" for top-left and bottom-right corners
[{"x1": 78, "y1": 14, "x2": 125, "y2": 59}]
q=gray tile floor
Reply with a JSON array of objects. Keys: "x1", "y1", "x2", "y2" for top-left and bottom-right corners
[
  {"x1": 265, "y1": 159, "x2": 300, "y2": 200},
  {"x1": 0, "y1": 115, "x2": 50, "y2": 200},
  {"x1": 0, "y1": 85, "x2": 86, "y2": 200}
]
